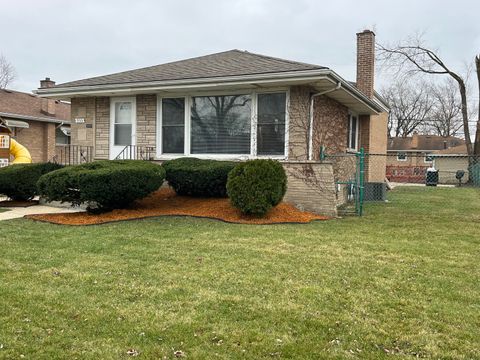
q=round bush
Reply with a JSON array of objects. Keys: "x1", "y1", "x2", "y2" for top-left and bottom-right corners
[
  {"x1": 227, "y1": 159, "x2": 287, "y2": 216},
  {"x1": 163, "y1": 157, "x2": 236, "y2": 197},
  {"x1": 37, "y1": 160, "x2": 165, "y2": 212},
  {"x1": 0, "y1": 162, "x2": 63, "y2": 201}
]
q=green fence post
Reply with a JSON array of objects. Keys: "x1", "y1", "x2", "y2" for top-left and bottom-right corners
[{"x1": 358, "y1": 148, "x2": 365, "y2": 216}]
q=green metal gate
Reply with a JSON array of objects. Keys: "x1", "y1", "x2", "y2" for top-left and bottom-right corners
[{"x1": 324, "y1": 148, "x2": 365, "y2": 216}]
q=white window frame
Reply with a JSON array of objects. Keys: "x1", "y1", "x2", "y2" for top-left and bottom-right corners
[
  {"x1": 397, "y1": 152, "x2": 408, "y2": 161},
  {"x1": 347, "y1": 112, "x2": 359, "y2": 152},
  {"x1": 424, "y1": 153, "x2": 433, "y2": 163},
  {"x1": 157, "y1": 97, "x2": 187, "y2": 156},
  {"x1": 110, "y1": 96, "x2": 136, "y2": 160},
  {"x1": 156, "y1": 88, "x2": 290, "y2": 160}
]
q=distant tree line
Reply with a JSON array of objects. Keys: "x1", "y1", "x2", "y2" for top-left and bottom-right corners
[
  {"x1": 377, "y1": 33, "x2": 480, "y2": 155},
  {"x1": 381, "y1": 77, "x2": 466, "y2": 138}
]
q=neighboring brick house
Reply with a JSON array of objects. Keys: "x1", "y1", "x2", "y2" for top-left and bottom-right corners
[
  {"x1": 0, "y1": 79, "x2": 71, "y2": 163},
  {"x1": 386, "y1": 132, "x2": 466, "y2": 182},
  {"x1": 36, "y1": 30, "x2": 389, "y2": 215}
]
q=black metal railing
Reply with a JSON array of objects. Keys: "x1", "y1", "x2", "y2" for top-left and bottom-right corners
[
  {"x1": 53, "y1": 145, "x2": 94, "y2": 165},
  {"x1": 115, "y1": 145, "x2": 156, "y2": 160}
]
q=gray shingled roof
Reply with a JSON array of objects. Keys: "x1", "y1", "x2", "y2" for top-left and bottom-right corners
[{"x1": 55, "y1": 50, "x2": 326, "y2": 88}]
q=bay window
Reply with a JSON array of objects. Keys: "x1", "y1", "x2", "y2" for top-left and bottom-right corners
[{"x1": 158, "y1": 91, "x2": 288, "y2": 158}]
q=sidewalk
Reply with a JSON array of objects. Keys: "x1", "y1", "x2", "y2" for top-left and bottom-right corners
[{"x1": 0, "y1": 205, "x2": 84, "y2": 221}]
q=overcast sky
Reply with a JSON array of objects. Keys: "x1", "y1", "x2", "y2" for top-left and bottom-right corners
[{"x1": 1, "y1": 0, "x2": 479, "y2": 93}]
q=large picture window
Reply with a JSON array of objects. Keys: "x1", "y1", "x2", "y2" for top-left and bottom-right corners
[
  {"x1": 162, "y1": 98, "x2": 185, "y2": 154},
  {"x1": 257, "y1": 93, "x2": 286, "y2": 155},
  {"x1": 190, "y1": 95, "x2": 251, "y2": 154}
]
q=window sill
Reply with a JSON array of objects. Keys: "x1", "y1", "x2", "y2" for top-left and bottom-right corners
[{"x1": 154, "y1": 154, "x2": 287, "y2": 161}]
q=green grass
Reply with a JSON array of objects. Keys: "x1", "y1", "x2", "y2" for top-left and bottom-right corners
[
  {"x1": 0, "y1": 187, "x2": 479, "y2": 359},
  {"x1": 0, "y1": 207, "x2": 9, "y2": 212}
]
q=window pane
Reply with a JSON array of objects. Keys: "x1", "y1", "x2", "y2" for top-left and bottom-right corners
[
  {"x1": 163, "y1": 126, "x2": 184, "y2": 153},
  {"x1": 162, "y1": 98, "x2": 185, "y2": 126},
  {"x1": 114, "y1": 124, "x2": 132, "y2": 145},
  {"x1": 397, "y1": 152, "x2": 407, "y2": 160},
  {"x1": 191, "y1": 95, "x2": 251, "y2": 154},
  {"x1": 115, "y1": 102, "x2": 132, "y2": 124},
  {"x1": 351, "y1": 116, "x2": 357, "y2": 149},
  {"x1": 162, "y1": 98, "x2": 185, "y2": 153},
  {"x1": 257, "y1": 93, "x2": 286, "y2": 155},
  {"x1": 55, "y1": 127, "x2": 70, "y2": 145}
]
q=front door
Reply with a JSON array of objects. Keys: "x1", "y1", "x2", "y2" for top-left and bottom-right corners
[{"x1": 110, "y1": 97, "x2": 136, "y2": 159}]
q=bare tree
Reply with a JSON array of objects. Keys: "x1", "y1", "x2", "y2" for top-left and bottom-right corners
[
  {"x1": 428, "y1": 78, "x2": 463, "y2": 137},
  {"x1": 0, "y1": 54, "x2": 15, "y2": 88},
  {"x1": 475, "y1": 56, "x2": 480, "y2": 155},
  {"x1": 381, "y1": 79, "x2": 433, "y2": 137},
  {"x1": 377, "y1": 35, "x2": 478, "y2": 154}
]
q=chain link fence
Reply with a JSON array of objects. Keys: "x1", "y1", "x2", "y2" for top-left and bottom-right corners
[
  {"x1": 374, "y1": 153, "x2": 480, "y2": 187},
  {"x1": 329, "y1": 150, "x2": 480, "y2": 216}
]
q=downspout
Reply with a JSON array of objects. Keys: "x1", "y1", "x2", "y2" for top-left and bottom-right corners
[{"x1": 308, "y1": 82, "x2": 342, "y2": 160}]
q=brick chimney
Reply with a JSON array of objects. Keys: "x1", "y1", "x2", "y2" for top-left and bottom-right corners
[
  {"x1": 356, "y1": 30, "x2": 375, "y2": 99},
  {"x1": 40, "y1": 78, "x2": 56, "y2": 116},
  {"x1": 411, "y1": 131, "x2": 419, "y2": 149},
  {"x1": 40, "y1": 77, "x2": 55, "y2": 89}
]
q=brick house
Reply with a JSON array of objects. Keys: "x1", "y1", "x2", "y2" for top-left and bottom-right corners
[
  {"x1": 36, "y1": 30, "x2": 389, "y2": 215},
  {"x1": 386, "y1": 133, "x2": 466, "y2": 182},
  {"x1": 0, "y1": 80, "x2": 71, "y2": 163}
]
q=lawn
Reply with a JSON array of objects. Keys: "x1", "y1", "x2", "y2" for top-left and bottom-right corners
[{"x1": 0, "y1": 187, "x2": 479, "y2": 359}]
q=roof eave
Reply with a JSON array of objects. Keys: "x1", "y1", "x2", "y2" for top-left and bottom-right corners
[
  {"x1": 35, "y1": 69, "x2": 383, "y2": 114},
  {"x1": 0, "y1": 112, "x2": 70, "y2": 124}
]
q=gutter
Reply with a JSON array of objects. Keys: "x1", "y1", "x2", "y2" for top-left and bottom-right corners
[
  {"x1": 0, "y1": 112, "x2": 70, "y2": 125},
  {"x1": 308, "y1": 82, "x2": 342, "y2": 160},
  {"x1": 35, "y1": 69, "x2": 331, "y2": 95}
]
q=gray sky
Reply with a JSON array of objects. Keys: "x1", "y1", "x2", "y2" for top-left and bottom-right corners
[{"x1": 1, "y1": 0, "x2": 479, "y2": 93}]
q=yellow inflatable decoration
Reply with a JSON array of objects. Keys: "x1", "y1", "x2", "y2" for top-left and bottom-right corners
[{"x1": 9, "y1": 138, "x2": 32, "y2": 164}]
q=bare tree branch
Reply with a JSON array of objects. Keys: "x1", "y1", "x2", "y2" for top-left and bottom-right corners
[
  {"x1": 377, "y1": 35, "x2": 474, "y2": 154},
  {"x1": 475, "y1": 55, "x2": 480, "y2": 155},
  {"x1": 381, "y1": 79, "x2": 433, "y2": 137},
  {"x1": 0, "y1": 54, "x2": 16, "y2": 88},
  {"x1": 428, "y1": 78, "x2": 463, "y2": 137}
]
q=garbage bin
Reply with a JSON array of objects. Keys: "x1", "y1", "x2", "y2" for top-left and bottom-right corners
[{"x1": 426, "y1": 167, "x2": 439, "y2": 186}]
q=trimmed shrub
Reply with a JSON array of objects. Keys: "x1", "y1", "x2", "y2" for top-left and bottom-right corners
[
  {"x1": 227, "y1": 159, "x2": 287, "y2": 216},
  {"x1": 37, "y1": 160, "x2": 165, "y2": 212},
  {"x1": 0, "y1": 162, "x2": 63, "y2": 201},
  {"x1": 163, "y1": 157, "x2": 235, "y2": 197}
]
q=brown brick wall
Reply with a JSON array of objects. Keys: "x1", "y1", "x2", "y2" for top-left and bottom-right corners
[
  {"x1": 136, "y1": 94, "x2": 156, "y2": 148},
  {"x1": 282, "y1": 161, "x2": 337, "y2": 216},
  {"x1": 356, "y1": 30, "x2": 375, "y2": 99},
  {"x1": 359, "y1": 113, "x2": 388, "y2": 182},
  {"x1": 13, "y1": 120, "x2": 55, "y2": 163},
  {"x1": 311, "y1": 95, "x2": 349, "y2": 158},
  {"x1": 288, "y1": 86, "x2": 311, "y2": 160}
]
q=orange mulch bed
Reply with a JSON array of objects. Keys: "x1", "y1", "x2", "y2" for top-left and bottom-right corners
[{"x1": 27, "y1": 188, "x2": 330, "y2": 226}]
